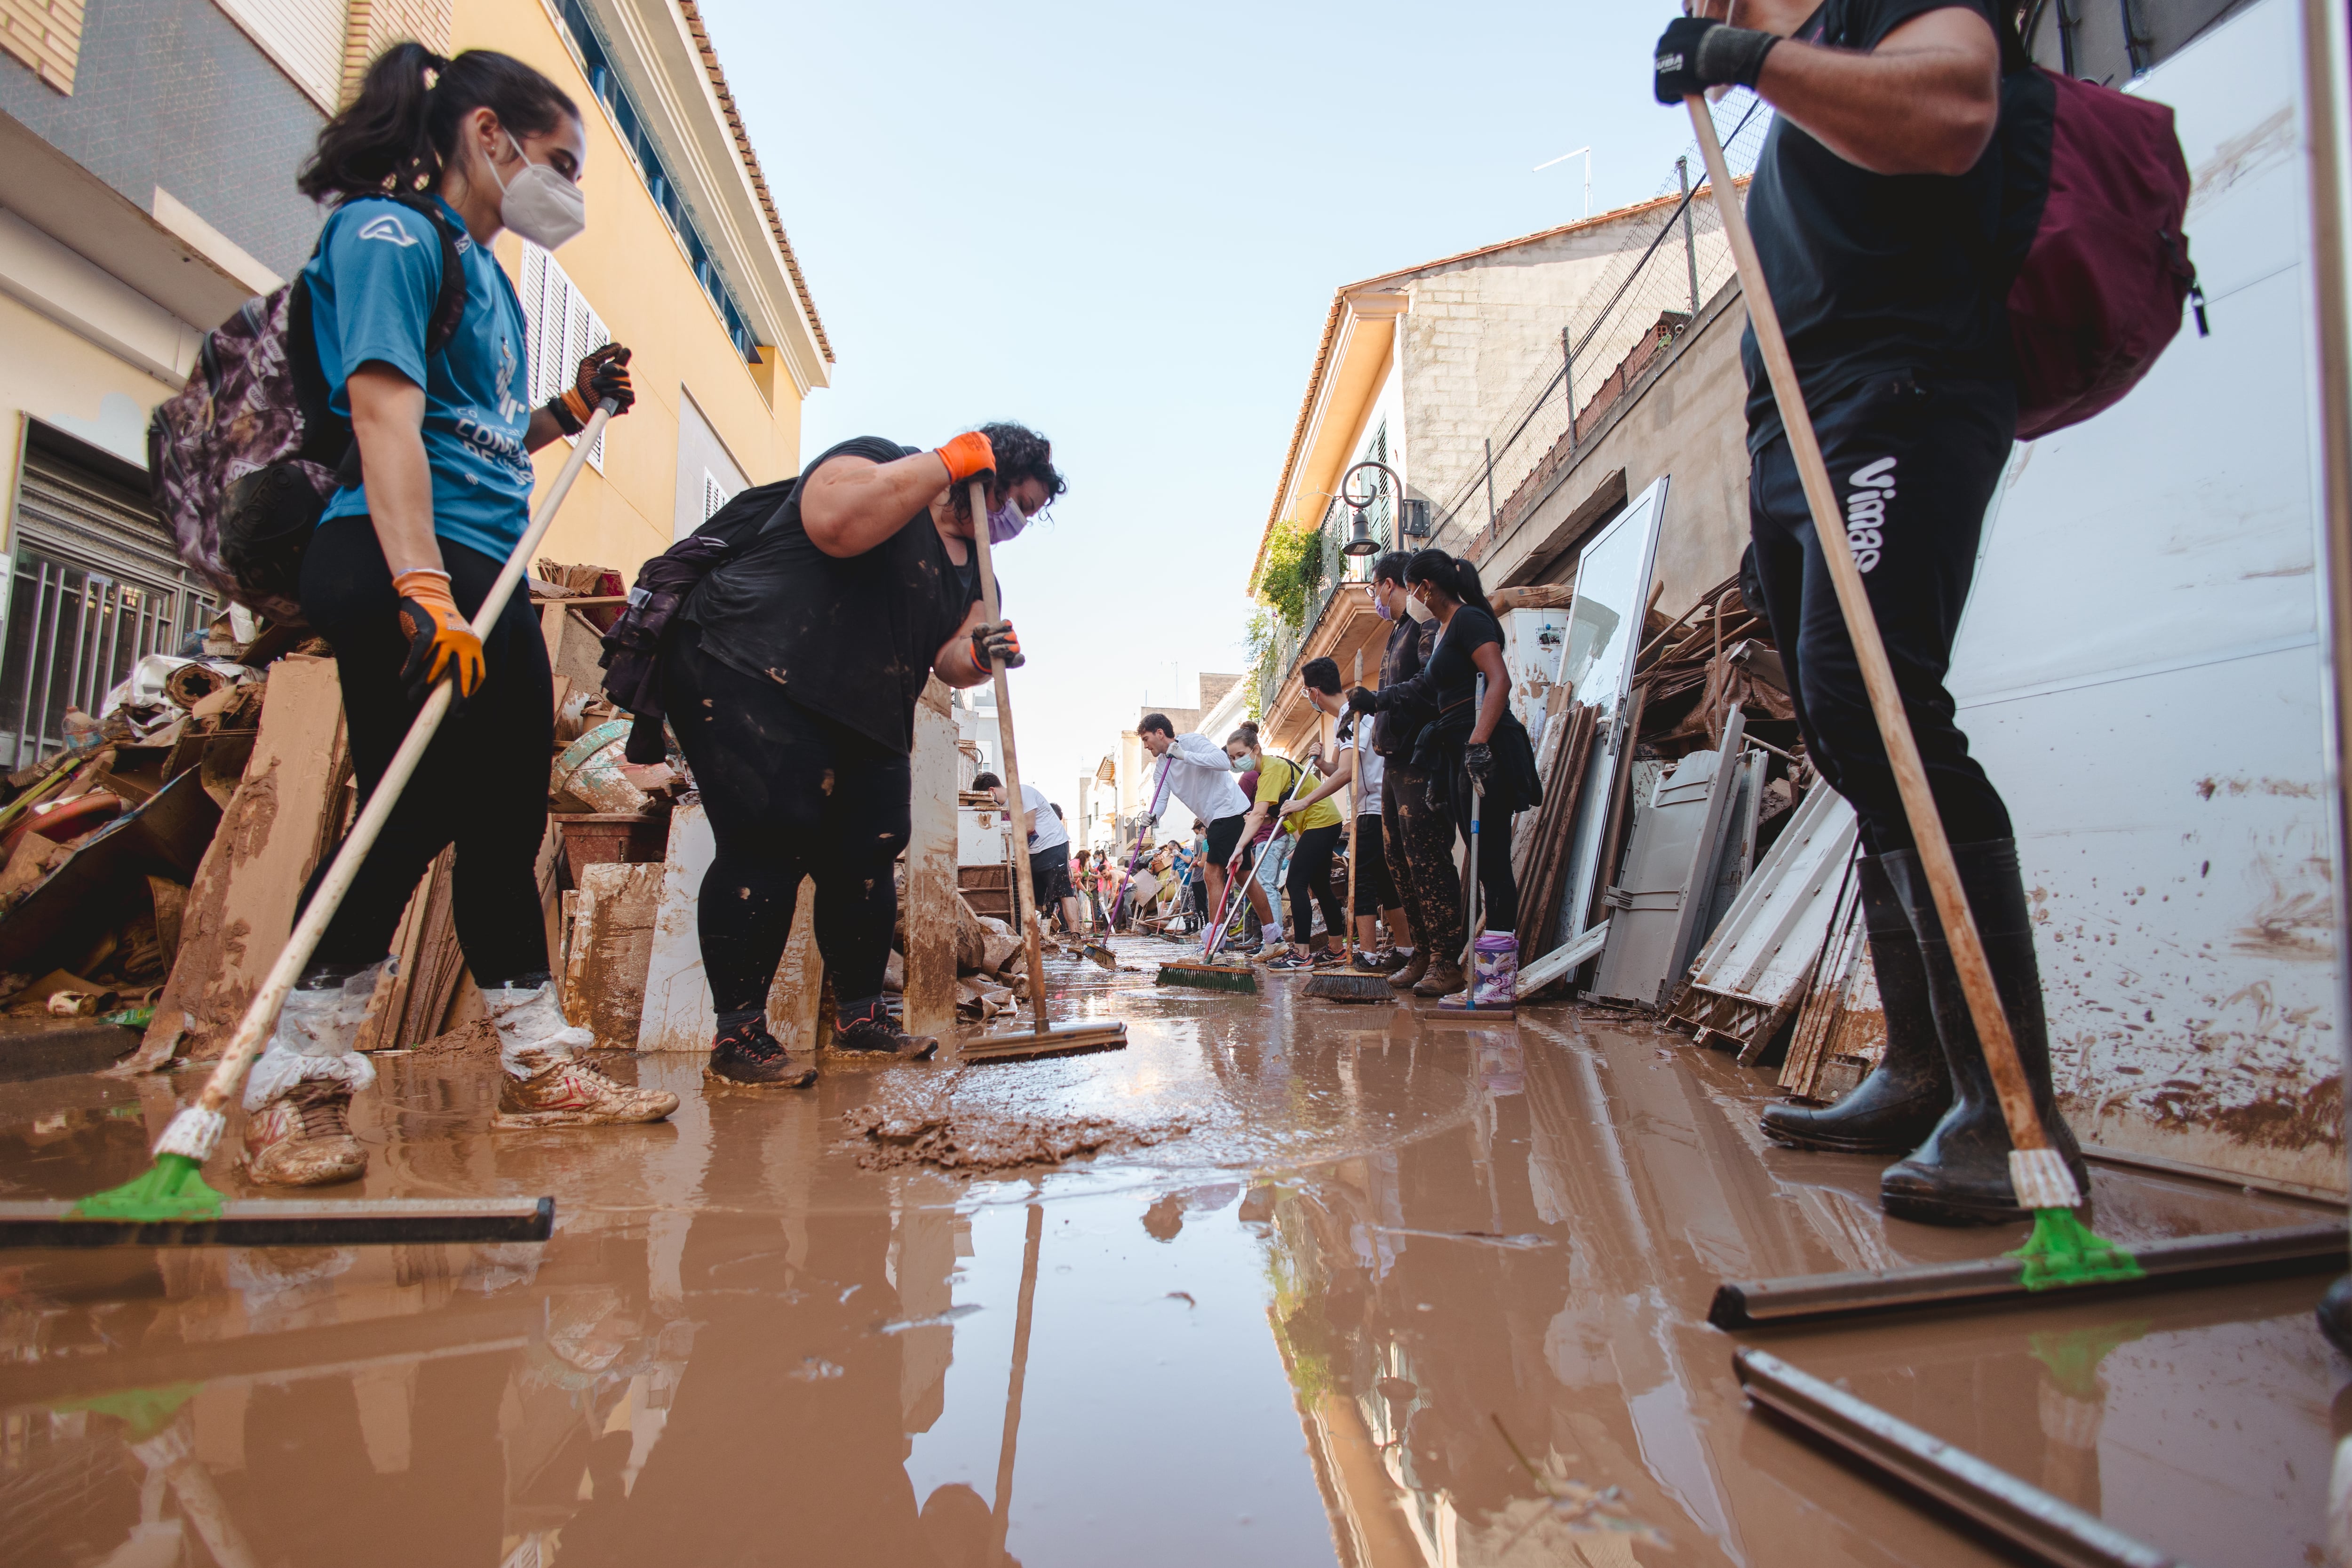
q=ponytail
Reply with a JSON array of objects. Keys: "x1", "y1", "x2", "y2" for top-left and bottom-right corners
[
  {"x1": 1403, "y1": 549, "x2": 1495, "y2": 618},
  {"x1": 299, "y1": 43, "x2": 579, "y2": 205}
]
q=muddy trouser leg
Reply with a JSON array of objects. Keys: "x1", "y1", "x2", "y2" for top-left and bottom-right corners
[
  {"x1": 296, "y1": 517, "x2": 552, "y2": 984},
  {"x1": 1388, "y1": 763, "x2": 1462, "y2": 957},
  {"x1": 1284, "y1": 823, "x2": 1345, "y2": 942},
  {"x1": 664, "y1": 625, "x2": 907, "y2": 1019}
]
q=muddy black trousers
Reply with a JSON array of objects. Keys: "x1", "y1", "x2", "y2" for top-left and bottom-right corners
[
  {"x1": 294, "y1": 517, "x2": 552, "y2": 983},
  {"x1": 662, "y1": 624, "x2": 907, "y2": 1019},
  {"x1": 1383, "y1": 762, "x2": 1460, "y2": 956},
  {"x1": 1285, "y1": 823, "x2": 1345, "y2": 944},
  {"x1": 1747, "y1": 373, "x2": 2018, "y2": 857},
  {"x1": 1350, "y1": 812, "x2": 1398, "y2": 916}
]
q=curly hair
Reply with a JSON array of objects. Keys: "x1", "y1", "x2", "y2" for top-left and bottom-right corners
[{"x1": 952, "y1": 422, "x2": 1066, "y2": 517}]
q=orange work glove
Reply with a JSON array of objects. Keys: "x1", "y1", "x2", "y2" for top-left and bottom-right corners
[
  {"x1": 934, "y1": 430, "x2": 996, "y2": 486},
  {"x1": 393, "y1": 569, "x2": 485, "y2": 700}
]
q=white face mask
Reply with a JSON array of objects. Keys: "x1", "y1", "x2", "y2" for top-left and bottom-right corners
[
  {"x1": 489, "y1": 132, "x2": 586, "y2": 250},
  {"x1": 1404, "y1": 591, "x2": 1434, "y2": 623}
]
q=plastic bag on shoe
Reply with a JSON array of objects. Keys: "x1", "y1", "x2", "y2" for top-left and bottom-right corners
[
  {"x1": 243, "y1": 961, "x2": 389, "y2": 1111},
  {"x1": 483, "y1": 980, "x2": 595, "y2": 1078}
]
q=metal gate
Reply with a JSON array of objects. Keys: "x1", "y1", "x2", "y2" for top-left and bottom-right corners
[{"x1": 0, "y1": 442, "x2": 216, "y2": 771}]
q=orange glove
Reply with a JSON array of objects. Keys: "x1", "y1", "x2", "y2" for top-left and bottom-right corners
[
  {"x1": 393, "y1": 569, "x2": 485, "y2": 700},
  {"x1": 934, "y1": 430, "x2": 996, "y2": 486}
]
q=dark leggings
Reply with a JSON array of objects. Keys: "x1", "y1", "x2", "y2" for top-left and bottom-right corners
[
  {"x1": 662, "y1": 624, "x2": 909, "y2": 1016},
  {"x1": 1384, "y1": 763, "x2": 1460, "y2": 956},
  {"x1": 295, "y1": 517, "x2": 551, "y2": 982},
  {"x1": 1350, "y1": 813, "x2": 1398, "y2": 916},
  {"x1": 1284, "y1": 823, "x2": 1345, "y2": 944},
  {"x1": 1438, "y1": 750, "x2": 1521, "y2": 933},
  {"x1": 1748, "y1": 372, "x2": 2016, "y2": 854}
]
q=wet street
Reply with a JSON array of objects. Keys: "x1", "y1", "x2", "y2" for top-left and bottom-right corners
[{"x1": 1, "y1": 937, "x2": 2342, "y2": 1568}]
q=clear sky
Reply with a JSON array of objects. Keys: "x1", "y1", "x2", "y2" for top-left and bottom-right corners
[{"x1": 700, "y1": 0, "x2": 1701, "y2": 815}]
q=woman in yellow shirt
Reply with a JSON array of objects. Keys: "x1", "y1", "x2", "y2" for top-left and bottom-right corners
[{"x1": 1229, "y1": 720, "x2": 1345, "y2": 969}]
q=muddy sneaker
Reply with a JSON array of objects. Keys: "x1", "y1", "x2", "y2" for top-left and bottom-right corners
[
  {"x1": 1388, "y1": 949, "x2": 1430, "y2": 990},
  {"x1": 833, "y1": 1016, "x2": 940, "y2": 1059},
  {"x1": 704, "y1": 1019, "x2": 818, "y2": 1089},
  {"x1": 1311, "y1": 947, "x2": 1347, "y2": 969},
  {"x1": 497, "y1": 1057, "x2": 679, "y2": 1128},
  {"x1": 242, "y1": 1080, "x2": 367, "y2": 1187},
  {"x1": 1366, "y1": 947, "x2": 1412, "y2": 973},
  {"x1": 1261, "y1": 951, "x2": 1310, "y2": 971},
  {"x1": 1412, "y1": 958, "x2": 1467, "y2": 998}
]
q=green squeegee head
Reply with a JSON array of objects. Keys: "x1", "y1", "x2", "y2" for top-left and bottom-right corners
[
  {"x1": 72, "y1": 1153, "x2": 226, "y2": 1225},
  {"x1": 2003, "y1": 1148, "x2": 2144, "y2": 1292}
]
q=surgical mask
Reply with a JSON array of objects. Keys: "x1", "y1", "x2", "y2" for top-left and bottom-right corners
[
  {"x1": 1231, "y1": 756, "x2": 1250, "y2": 773},
  {"x1": 488, "y1": 133, "x2": 586, "y2": 250},
  {"x1": 987, "y1": 498, "x2": 1027, "y2": 544},
  {"x1": 1375, "y1": 596, "x2": 1394, "y2": 621}
]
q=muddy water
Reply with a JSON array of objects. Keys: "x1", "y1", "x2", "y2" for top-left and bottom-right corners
[{"x1": 0, "y1": 939, "x2": 2342, "y2": 1567}]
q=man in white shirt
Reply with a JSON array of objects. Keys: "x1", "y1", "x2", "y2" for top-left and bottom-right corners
[
  {"x1": 975, "y1": 772, "x2": 1081, "y2": 935},
  {"x1": 1137, "y1": 712, "x2": 1252, "y2": 939}
]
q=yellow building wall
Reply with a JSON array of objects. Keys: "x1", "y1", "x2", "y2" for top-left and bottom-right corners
[
  {"x1": 451, "y1": 0, "x2": 804, "y2": 577},
  {"x1": 0, "y1": 292, "x2": 182, "y2": 520}
]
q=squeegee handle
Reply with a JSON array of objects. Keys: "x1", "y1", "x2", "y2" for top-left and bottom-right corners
[
  {"x1": 1685, "y1": 100, "x2": 2054, "y2": 1162},
  {"x1": 187, "y1": 404, "x2": 617, "y2": 1121},
  {"x1": 967, "y1": 479, "x2": 1054, "y2": 1036}
]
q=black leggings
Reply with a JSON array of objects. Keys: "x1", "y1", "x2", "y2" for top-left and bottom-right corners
[
  {"x1": 1749, "y1": 372, "x2": 2016, "y2": 855},
  {"x1": 1438, "y1": 750, "x2": 1521, "y2": 933},
  {"x1": 1350, "y1": 813, "x2": 1398, "y2": 916},
  {"x1": 296, "y1": 517, "x2": 551, "y2": 982},
  {"x1": 663, "y1": 624, "x2": 909, "y2": 1016},
  {"x1": 1285, "y1": 823, "x2": 1345, "y2": 944}
]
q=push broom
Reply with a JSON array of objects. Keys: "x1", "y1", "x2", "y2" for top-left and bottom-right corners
[
  {"x1": 1, "y1": 402, "x2": 621, "y2": 1248},
  {"x1": 956, "y1": 478, "x2": 1128, "y2": 1064},
  {"x1": 1688, "y1": 96, "x2": 2135, "y2": 1289}
]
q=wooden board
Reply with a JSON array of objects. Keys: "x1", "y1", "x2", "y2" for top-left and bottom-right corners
[
  {"x1": 636, "y1": 799, "x2": 716, "y2": 1053},
  {"x1": 904, "y1": 678, "x2": 960, "y2": 1041},
  {"x1": 120, "y1": 657, "x2": 348, "y2": 1071},
  {"x1": 559, "y1": 862, "x2": 665, "y2": 1048}
]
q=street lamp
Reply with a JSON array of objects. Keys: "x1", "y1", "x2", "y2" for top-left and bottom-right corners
[{"x1": 1339, "y1": 460, "x2": 1406, "y2": 574}]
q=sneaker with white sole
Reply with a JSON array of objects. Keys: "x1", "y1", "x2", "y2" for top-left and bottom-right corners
[
  {"x1": 496, "y1": 1057, "x2": 679, "y2": 1128},
  {"x1": 242, "y1": 1080, "x2": 367, "y2": 1187}
]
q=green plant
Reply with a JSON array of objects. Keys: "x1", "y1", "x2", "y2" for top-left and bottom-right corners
[{"x1": 1256, "y1": 524, "x2": 1323, "y2": 629}]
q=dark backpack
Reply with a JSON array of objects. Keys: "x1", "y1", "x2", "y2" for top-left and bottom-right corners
[
  {"x1": 1996, "y1": 49, "x2": 2207, "y2": 440},
  {"x1": 598, "y1": 475, "x2": 796, "y2": 745},
  {"x1": 146, "y1": 194, "x2": 468, "y2": 622}
]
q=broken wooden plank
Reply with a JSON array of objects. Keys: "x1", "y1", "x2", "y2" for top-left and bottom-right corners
[
  {"x1": 118, "y1": 657, "x2": 348, "y2": 1072},
  {"x1": 560, "y1": 862, "x2": 665, "y2": 1049}
]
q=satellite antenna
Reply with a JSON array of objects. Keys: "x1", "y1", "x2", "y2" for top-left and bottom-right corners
[{"x1": 1533, "y1": 145, "x2": 1593, "y2": 220}]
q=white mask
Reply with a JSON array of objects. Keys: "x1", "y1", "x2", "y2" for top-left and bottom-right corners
[
  {"x1": 489, "y1": 132, "x2": 586, "y2": 250},
  {"x1": 1404, "y1": 592, "x2": 1434, "y2": 623}
]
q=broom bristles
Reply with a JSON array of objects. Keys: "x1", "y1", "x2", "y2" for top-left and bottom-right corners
[{"x1": 2009, "y1": 1146, "x2": 2083, "y2": 1210}]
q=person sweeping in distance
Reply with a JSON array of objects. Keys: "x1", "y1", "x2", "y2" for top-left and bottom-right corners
[
  {"x1": 1136, "y1": 713, "x2": 1255, "y2": 940},
  {"x1": 669, "y1": 424, "x2": 1056, "y2": 1083},
  {"x1": 1348, "y1": 550, "x2": 1540, "y2": 1006},
  {"x1": 1653, "y1": 0, "x2": 2088, "y2": 1224},
  {"x1": 247, "y1": 44, "x2": 672, "y2": 1187}
]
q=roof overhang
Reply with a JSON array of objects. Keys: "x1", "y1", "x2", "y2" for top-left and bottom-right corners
[
  {"x1": 589, "y1": 0, "x2": 832, "y2": 393},
  {"x1": 1252, "y1": 287, "x2": 1407, "y2": 591}
]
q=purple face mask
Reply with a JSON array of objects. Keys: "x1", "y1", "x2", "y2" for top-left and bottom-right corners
[
  {"x1": 1375, "y1": 596, "x2": 1395, "y2": 621},
  {"x1": 987, "y1": 499, "x2": 1028, "y2": 544}
]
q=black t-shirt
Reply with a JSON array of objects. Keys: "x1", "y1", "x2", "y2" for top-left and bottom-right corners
[
  {"x1": 1376, "y1": 606, "x2": 1502, "y2": 747},
  {"x1": 1373, "y1": 613, "x2": 1440, "y2": 758},
  {"x1": 681, "y1": 436, "x2": 983, "y2": 754},
  {"x1": 1741, "y1": 0, "x2": 2010, "y2": 448}
]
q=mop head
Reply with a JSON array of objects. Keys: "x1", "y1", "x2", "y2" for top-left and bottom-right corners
[
  {"x1": 2010, "y1": 1207, "x2": 2145, "y2": 1292},
  {"x1": 1157, "y1": 961, "x2": 1258, "y2": 993}
]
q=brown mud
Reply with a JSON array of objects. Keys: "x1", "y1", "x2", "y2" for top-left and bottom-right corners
[{"x1": 0, "y1": 934, "x2": 2344, "y2": 1567}]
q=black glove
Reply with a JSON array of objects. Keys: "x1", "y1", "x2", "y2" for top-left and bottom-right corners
[
  {"x1": 1345, "y1": 686, "x2": 1378, "y2": 716},
  {"x1": 1465, "y1": 742, "x2": 1495, "y2": 787},
  {"x1": 1653, "y1": 16, "x2": 1778, "y2": 104},
  {"x1": 548, "y1": 343, "x2": 635, "y2": 433},
  {"x1": 970, "y1": 620, "x2": 1024, "y2": 671}
]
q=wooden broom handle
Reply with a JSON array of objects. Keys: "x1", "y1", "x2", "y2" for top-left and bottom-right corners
[
  {"x1": 1686, "y1": 98, "x2": 2050, "y2": 1153},
  {"x1": 967, "y1": 479, "x2": 1053, "y2": 1035}
]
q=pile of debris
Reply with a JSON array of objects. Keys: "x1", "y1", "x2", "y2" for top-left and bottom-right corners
[{"x1": 845, "y1": 1083, "x2": 1188, "y2": 1174}]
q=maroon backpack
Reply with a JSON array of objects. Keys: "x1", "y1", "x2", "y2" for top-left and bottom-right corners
[{"x1": 1997, "y1": 61, "x2": 2207, "y2": 440}]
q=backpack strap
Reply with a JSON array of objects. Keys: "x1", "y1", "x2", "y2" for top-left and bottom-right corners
[{"x1": 383, "y1": 192, "x2": 470, "y2": 357}]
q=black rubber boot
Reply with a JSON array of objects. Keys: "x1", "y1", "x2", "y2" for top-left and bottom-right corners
[
  {"x1": 704, "y1": 1018, "x2": 818, "y2": 1089},
  {"x1": 1876, "y1": 838, "x2": 2089, "y2": 1226},
  {"x1": 2321, "y1": 1274, "x2": 2352, "y2": 1357},
  {"x1": 1762, "y1": 857, "x2": 1951, "y2": 1152}
]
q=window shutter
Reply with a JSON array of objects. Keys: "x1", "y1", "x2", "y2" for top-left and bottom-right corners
[
  {"x1": 702, "y1": 471, "x2": 728, "y2": 524},
  {"x1": 516, "y1": 241, "x2": 610, "y2": 472},
  {"x1": 213, "y1": 0, "x2": 345, "y2": 111}
]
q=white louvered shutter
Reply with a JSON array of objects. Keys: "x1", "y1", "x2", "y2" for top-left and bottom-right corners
[
  {"x1": 213, "y1": 0, "x2": 345, "y2": 111},
  {"x1": 517, "y1": 242, "x2": 610, "y2": 472}
]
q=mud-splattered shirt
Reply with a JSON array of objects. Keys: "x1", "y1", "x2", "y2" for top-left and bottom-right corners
[{"x1": 680, "y1": 435, "x2": 983, "y2": 754}]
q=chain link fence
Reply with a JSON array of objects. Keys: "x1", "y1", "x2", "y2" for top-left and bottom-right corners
[{"x1": 1430, "y1": 92, "x2": 1776, "y2": 557}]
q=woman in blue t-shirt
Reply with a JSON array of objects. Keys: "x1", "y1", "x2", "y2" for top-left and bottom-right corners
[{"x1": 241, "y1": 44, "x2": 672, "y2": 1189}]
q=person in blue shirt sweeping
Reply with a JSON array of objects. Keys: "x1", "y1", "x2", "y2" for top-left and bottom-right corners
[{"x1": 241, "y1": 43, "x2": 674, "y2": 1187}]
